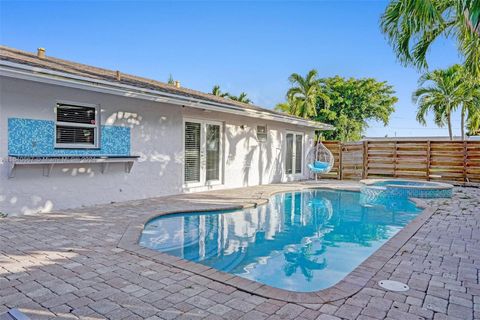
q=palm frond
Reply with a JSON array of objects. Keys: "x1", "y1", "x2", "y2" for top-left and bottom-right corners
[{"x1": 381, "y1": 0, "x2": 480, "y2": 76}]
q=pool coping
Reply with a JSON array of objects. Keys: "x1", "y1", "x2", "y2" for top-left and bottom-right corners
[
  {"x1": 117, "y1": 184, "x2": 438, "y2": 304},
  {"x1": 360, "y1": 178, "x2": 454, "y2": 190}
]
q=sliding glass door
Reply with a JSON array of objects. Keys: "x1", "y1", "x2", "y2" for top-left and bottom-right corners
[
  {"x1": 184, "y1": 119, "x2": 222, "y2": 186},
  {"x1": 206, "y1": 124, "x2": 220, "y2": 181},
  {"x1": 285, "y1": 132, "x2": 303, "y2": 175}
]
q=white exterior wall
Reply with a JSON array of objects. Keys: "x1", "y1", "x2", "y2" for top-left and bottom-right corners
[{"x1": 0, "y1": 77, "x2": 315, "y2": 215}]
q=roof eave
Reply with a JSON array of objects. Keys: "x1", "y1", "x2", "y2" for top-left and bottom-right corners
[{"x1": 0, "y1": 60, "x2": 333, "y2": 130}]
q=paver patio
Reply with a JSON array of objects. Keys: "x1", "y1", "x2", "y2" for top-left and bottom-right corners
[{"x1": 1, "y1": 181, "x2": 479, "y2": 320}]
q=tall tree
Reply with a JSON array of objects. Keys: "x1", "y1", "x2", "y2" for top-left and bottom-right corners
[
  {"x1": 229, "y1": 92, "x2": 252, "y2": 104},
  {"x1": 275, "y1": 101, "x2": 291, "y2": 113},
  {"x1": 211, "y1": 85, "x2": 229, "y2": 98},
  {"x1": 167, "y1": 74, "x2": 174, "y2": 85},
  {"x1": 211, "y1": 86, "x2": 252, "y2": 104},
  {"x1": 412, "y1": 65, "x2": 465, "y2": 140},
  {"x1": 467, "y1": 111, "x2": 480, "y2": 135},
  {"x1": 275, "y1": 95, "x2": 300, "y2": 115},
  {"x1": 276, "y1": 76, "x2": 397, "y2": 141},
  {"x1": 465, "y1": 0, "x2": 480, "y2": 35},
  {"x1": 282, "y1": 70, "x2": 330, "y2": 118},
  {"x1": 315, "y1": 77, "x2": 397, "y2": 141},
  {"x1": 459, "y1": 67, "x2": 480, "y2": 138},
  {"x1": 381, "y1": 0, "x2": 480, "y2": 76}
]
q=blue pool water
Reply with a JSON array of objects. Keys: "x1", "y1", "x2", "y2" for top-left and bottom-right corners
[
  {"x1": 371, "y1": 180, "x2": 432, "y2": 187},
  {"x1": 140, "y1": 189, "x2": 421, "y2": 292}
]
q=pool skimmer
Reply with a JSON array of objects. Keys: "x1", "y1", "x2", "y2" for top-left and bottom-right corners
[{"x1": 378, "y1": 280, "x2": 409, "y2": 292}]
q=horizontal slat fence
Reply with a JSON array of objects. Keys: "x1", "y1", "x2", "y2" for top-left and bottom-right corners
[
  {"x1": 320, "y1": 141, "x2": 341, "y2": 179},
  {"x1": 341, "y1": 142, "x2": 364, "y2": 180},
  {"x1": 320, "y1": 140, "x2": 480, "y2": 184}
]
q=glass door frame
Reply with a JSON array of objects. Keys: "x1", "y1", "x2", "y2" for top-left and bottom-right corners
[
  {"x1": 183, "y1": 118, "x2": 223, "y2": 188},
  {"x1": 285, "y1": 131, "x2": 304, "y2": 177}
]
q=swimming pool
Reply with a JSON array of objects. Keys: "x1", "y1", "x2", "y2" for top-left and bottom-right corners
[
  {"x1": 361, "y1": 179, "x2": 453, "y2": 200},
  {"x1": 139, "y1": 189, "x2": 421, "y2": 292}
]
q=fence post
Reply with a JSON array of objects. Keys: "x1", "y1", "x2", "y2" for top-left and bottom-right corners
[
  {"x1": 426, "y1": 140, "x2": 431, "y2": 181},
  {"x1": 338, "y1": 142, "x2": 343, "y2": 180},
  {"x1": 393, "y1": 140, "x2": 398, "y2": 178},
  {"x1": 362, "y1": 140, "x2": 368, "y2": 179}
]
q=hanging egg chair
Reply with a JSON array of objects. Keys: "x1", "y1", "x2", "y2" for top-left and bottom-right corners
[{"x1": 307, "y1": 141, "x2": 334, "y2": 180}]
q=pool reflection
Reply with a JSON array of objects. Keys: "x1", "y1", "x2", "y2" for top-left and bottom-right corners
[{"x1": 140, "y1": 189, "x2": 421, "y2": 292}]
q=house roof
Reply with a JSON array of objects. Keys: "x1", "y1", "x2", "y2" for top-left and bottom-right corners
[{"x1": 0, "y1": 46, "x2": 333, "y2": 130}]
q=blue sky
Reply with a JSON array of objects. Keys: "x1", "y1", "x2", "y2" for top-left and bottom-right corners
[{"x1": 0, "y1": 0, "x2": 463, "y2": 137}]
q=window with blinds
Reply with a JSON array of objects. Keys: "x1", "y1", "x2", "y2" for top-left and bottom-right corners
[
  {"x1": 257, "y1": 125, "x2": 267, "y2": 142},
  {"x1": 56, "y1": 126, "x2": 95, "y2": 145},
  {"x1": 55, "y1": 103, "x2": 99, "y2": 148},
  {"x1": 185, "y1": 122, "x2": 201, "y2": 182}
]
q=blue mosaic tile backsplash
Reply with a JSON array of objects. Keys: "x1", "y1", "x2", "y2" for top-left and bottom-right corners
[{"x1": 8, "y1": 118, "x2": 130, "y2": 156}]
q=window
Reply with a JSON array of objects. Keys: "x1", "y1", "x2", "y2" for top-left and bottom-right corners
[
  {"x1": 257, "y1": 125, "x2": 267, "y2": 142},
  {"x1": 184, "y1": 120, "x2": 223, "y2": 186},
  {"x1": 295, "y1": 134, "x2": 303, "y2": 174},
  {"x1": 205, "y1": 124, "x2": 220, "y2": 181},
  {"x1": 55, "y1": 102, "x2": 99, "y2": 148},
  {"x1": 184, "y1": 122, "x2": 202, "y2": 183}
]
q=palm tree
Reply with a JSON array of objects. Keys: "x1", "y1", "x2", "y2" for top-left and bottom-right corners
[
  {"x1": 275, "y1": 101, "x2": 292, "y2": 113},
  {"x1": 467, "y1": 110, "x2": 480, "y2": 136},
  {"x1": 465, "y1": 0, "x2": 480, "y2": 36},
  {"x1": 211, "y1": 85, "x2": 229, "y2": 98},
  {"x1": 459, "y1": 69, "x2": 480, "y2": 139},
  {"x1": 381, "y1": 0, "x2": 480, "y2": 76},
  {"x1": 275, "y1": 94, "x2": 300, "y2": 114},
  {"x1": 279, "y1": 69, "x2": 329, "y2": 119},
  {"x1": 167, "y1": 74, "x2": 174, "y2": 85},
  {"x1": 212, "y1": 86, "x2": 252, "y2": 104},
  {"x1": 413, "y1": 65, "x2": 465, "y2": 140},
  {"x1": 462, "y1": 101, "x2": 480, "y2": 139},
  {"x1": 229, "y1": 92, "x2": 252, "y2": 104}
]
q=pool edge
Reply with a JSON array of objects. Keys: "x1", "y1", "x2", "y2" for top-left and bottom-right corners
[{"x1": 117, "y1": 184, "x2": 439, "y2": 304}]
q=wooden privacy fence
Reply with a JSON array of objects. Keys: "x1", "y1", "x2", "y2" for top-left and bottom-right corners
[{"x1": 321, "y1": 140, "x2": 480, "y2": 184}]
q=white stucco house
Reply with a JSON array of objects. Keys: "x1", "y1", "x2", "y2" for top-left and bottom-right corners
[{"x1": 0, "y1": 46, "x2": 333, "y2": 215}]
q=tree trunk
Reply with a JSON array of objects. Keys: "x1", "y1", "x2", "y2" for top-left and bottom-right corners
[
  {"x1": 447, "y1": 112, "x2": 453, "y2": 140},
  {"x1": 461, "y1": 106, "x2": 466, "y2": 140}
]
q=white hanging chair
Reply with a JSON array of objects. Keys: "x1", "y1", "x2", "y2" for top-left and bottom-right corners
[{"x1": 307, "y1": 141, "x2": 334, "y2": 180}]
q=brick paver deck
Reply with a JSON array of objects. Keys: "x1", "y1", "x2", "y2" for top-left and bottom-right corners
[{"x1": 1, "y1": 182, "x2": 479, "y2": 320}]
